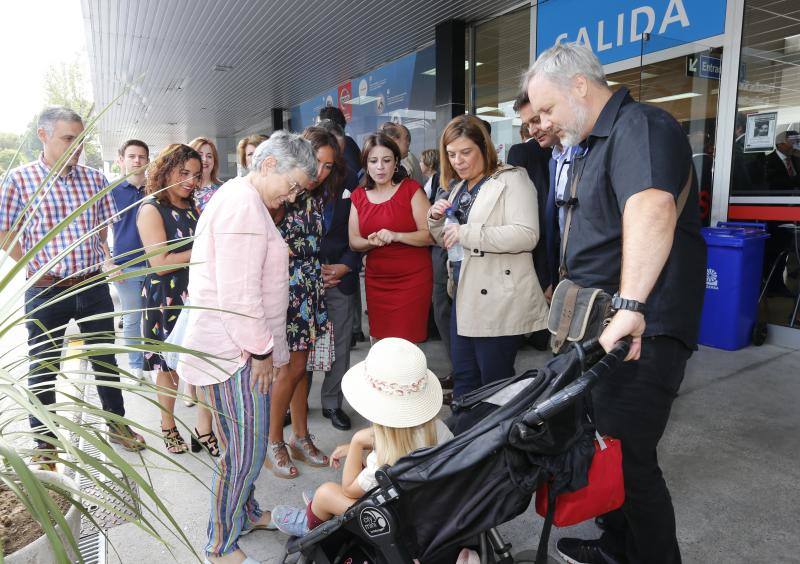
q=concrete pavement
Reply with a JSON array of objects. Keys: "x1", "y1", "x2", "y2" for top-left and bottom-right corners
[{"x1": 100, "y1": 325, "x2": 800, "y2": 563}]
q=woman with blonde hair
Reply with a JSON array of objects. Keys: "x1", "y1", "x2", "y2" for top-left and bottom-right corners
[
  {"x1": 428, "y1": 115, "x2": 548, "y2": 399},
  {"x1": 419, "y1": 148, "x2": 441, "y2": 203},
  {"x1": 237, "y1": 133, "x2": 269, "y2": 175},
  {"x1": 271, "y1": 338, "x2": 452, "y2": 536},
  {"x1": 188, "y1": 136, "x2": 222, "y2": 211}
]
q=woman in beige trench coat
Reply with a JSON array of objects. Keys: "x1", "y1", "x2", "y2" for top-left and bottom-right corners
[{"x1": 429, "y1": 115, "x2": 549, "y2": 398}]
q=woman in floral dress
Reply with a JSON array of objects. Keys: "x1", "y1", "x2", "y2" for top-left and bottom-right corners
[
  {"x1": 265, "y1": 127, "x2": 343, "y2": 478},
  {"x1": 137, "y1": 144, "x2": 217, "y2": 455}
]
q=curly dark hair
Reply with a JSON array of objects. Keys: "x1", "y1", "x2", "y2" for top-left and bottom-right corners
[
  {"x1": 360, "y1": 133, "x2": 406, "y2": 190},
  {"x1": 302, "y1": 126, "x2": 344, "y2": 205},
  {"x1": 145, "y1": 144, "x2": 202, "y2": 205}
]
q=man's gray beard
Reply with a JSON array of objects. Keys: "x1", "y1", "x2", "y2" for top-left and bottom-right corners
[{"x1": 560, "y1": 97, "x2": 589, "y2": 148}]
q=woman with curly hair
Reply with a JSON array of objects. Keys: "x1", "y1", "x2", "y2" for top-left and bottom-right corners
[
  {"x1": 188, "y1": 136, "x2": 222, "y2": 211},
  {"x1": 136, "y1": 144, "x2": 217, "y2": 455},
  {"x1": 266, "y1": 126, "x2": 342, "y2": 479}
]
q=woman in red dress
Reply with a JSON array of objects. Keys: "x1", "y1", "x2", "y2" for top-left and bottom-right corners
[{"x1": 349, "y1": 133, "x2": 433, "y2": 342}]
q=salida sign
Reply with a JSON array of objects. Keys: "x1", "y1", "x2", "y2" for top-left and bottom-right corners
[{"x1": 537, "y1": 0, "x2": 728, "y2": 65}]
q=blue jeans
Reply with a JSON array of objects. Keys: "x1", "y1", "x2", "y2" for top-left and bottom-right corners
[
  {"x1": 113, "y1": 268, "x2": 146, "y2": 369},
  {"x1": 449, "y1": 290, "x2": 523, "y2": 399},
  {"x1": 25, "y1": 283, "x2": 125, "y2": 435}
]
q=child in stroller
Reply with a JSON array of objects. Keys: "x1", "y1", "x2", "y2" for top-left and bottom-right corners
[
  {"x1": 278, "y1": 339, "x2": 629, "y2": 564},
  {"x1": 272, "y1": 338, "x2": 453, "y2": 538}
]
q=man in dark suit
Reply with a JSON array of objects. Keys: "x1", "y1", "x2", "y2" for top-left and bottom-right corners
[
  {"x1": 317, "y1": 120, "x2": 362, "y2": 430},
  {"x1": 765, "y1": 130, "x2": 800, "y2": 190},
  {"x1": 507, "y1": 93, "x2": 553, "y2": 292},
  {"x1": 318, "y1": 106, "x2": 366, "y2": 344},
  {"x1": 319, "y1": 106, "x2": 362, "y2": 176}
]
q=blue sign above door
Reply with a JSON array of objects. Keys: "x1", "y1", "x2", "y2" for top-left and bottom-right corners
[{"x1": 536, "y1": 0, "x2": 728, "y2": 65}]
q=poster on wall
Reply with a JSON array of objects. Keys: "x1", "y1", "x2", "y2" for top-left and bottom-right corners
[
  {"x1": 352, "y1": 52, "x2": 416, "y2": 121},
  {"x1": 291, "y1": 46, "x2": 436, "y2": 151},
  {"x1": 338, "y1": 81, "x2": 353, "y2": 122},
  {"x1": 744, "y1": 111, "x2": 777, "y2": 152},
  {"x1": 291, "y1": 86, "x2": 339, "y2": 130}
]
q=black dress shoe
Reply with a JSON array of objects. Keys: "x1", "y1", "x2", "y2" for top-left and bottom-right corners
[
  {"x1": 556, "y1": 538, "x2": 625, "y2": 564},
  {"x1": 322, "y1": 408, "x2": 351, "y2": 430}
]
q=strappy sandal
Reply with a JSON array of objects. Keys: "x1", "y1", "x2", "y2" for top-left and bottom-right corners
[
  {"x1": 288, "y1": 434, "x2": 329, "y2": 467},
  {"x1": 265, "y1": 441, "x2": 298, "y2": 479},
  {"x1": 191, "y1": 428, "x2": 220, "y2": 457},
  {"x1": 161, "y1": 426, "x2": 188, "y2": 454}
]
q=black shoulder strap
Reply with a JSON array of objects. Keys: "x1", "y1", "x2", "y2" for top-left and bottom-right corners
[
  {"x1": 558, "y1": 156, "x2": 585, "y2": 280},
  {"x1": 535, "y1": 489, "x2": 557, "y2": 564}
]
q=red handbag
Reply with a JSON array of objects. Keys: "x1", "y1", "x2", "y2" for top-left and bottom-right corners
[{"x1": 535, "y1": 435, "x2": 624, "y2": 527}]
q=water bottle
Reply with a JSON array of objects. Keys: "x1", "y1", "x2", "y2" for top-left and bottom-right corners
[{"x1": 444, "y1": 208, "x2": 464, "y2": 263}]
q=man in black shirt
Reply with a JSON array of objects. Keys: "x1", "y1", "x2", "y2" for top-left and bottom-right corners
[{"x1": 526, "y1": 44, "x2": 706, "y2": 564}]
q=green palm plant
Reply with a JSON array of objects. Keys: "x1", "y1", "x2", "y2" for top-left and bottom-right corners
[{"x1": 0, "y1": 107, "x2": 223, "y2": 562}]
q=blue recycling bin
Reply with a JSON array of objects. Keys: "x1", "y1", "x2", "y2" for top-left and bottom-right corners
[{"x1": 699, "y1": 222, "x2": 770, "y2": 350}]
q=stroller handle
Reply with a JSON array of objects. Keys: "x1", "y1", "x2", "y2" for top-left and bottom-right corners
[{"x1": 522, "y1": 340, "x2": 630, "y2": 427}]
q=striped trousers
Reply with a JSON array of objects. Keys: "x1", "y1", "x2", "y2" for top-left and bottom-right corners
[{"x1": 202, "y1": 360, "x2": 269, "y2": 557}]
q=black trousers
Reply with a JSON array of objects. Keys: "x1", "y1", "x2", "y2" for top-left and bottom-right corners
[
  {"x1": 593, "y1": 336, "x2": 691, "y2": 564},
  {"x1": 25, "y1": 284, "x2": 125, "y2": 436}
]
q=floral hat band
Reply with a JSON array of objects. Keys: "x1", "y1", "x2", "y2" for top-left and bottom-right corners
[
  {"x1": 365, "y1": 364, "x2": 428, "y2": 397},
  {"x1": 341, "y1": 338, "x2": 443, "y2": 428}
]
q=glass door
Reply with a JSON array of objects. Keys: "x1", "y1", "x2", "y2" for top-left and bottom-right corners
[{"x1": 607, "y1": 35, "x2": 724, "y2": 226}]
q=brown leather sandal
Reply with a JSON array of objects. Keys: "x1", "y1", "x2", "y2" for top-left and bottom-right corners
[{"x1": 161, "y1": 426, "x2": 188, "y2": 454}]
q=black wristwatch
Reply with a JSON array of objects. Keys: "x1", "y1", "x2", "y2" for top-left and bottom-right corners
[
  {"x1": 250, "y1": 351, "x2": 272, "y2": 361},
  {"x1": 611, "y1": 293, "x2": 646, "y2": 315}
]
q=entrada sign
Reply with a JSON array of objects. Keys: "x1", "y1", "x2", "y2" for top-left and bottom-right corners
[
  {"x1": 687, "y1": 53, "x2": 721, "y2": 80},
  {"x1": 537, "y1": 0, "x2": 728, "y2": 65}
]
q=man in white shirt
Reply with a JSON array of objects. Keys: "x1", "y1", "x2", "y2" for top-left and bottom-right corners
[{"x1": 519, "y1": 95, "x2": 581, "y2": 299}]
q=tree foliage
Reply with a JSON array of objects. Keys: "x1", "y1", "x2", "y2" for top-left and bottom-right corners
[{"x1": 0, "y1": 57, "x2": 103, "y2": 175}]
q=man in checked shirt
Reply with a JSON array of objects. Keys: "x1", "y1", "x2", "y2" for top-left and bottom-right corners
[{"x1": 0, "y1": 106, "x2": 145, "y2": 465}]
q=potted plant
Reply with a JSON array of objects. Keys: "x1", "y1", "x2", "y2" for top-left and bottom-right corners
[
  {"x1": 0, "y1": 108, "x2": 214, "y2": 562},
  {"x1": 2, "y1": 470, "x2": 81, "y2": 563}
]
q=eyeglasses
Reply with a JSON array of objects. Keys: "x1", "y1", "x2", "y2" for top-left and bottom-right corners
[{"x1": 288, "y1": 179, "x2": 306, "y2": 196}]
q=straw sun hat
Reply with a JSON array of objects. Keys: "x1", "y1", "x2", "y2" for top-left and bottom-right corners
[{"x1": 342, "y1": 338, "x2": 443, "y2": 429}]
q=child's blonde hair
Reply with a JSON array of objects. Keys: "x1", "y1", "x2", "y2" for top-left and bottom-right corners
[{"x1": 373, "y1": 418, "x2": 438, "y2": 466}]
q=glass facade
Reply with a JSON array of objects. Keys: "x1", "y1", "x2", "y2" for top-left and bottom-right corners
[
  {"x1": 728, "y1": 0, "x2": 800, "y2": 329},
  {"x1": 290, "y1": 46, "x2": 438, "y2": 160},
  {"x1": 730, "y1": 0, "x2": 800, "y2": 196},
  {"x1": 473, "y1": 6, "x2": 531, "y2": 161},
  {"x1": 284, "y1": 0, "x2": 800, "y2": 335},
  {"x1": 606, "y1": 46, "x2": 724, "y2": 226}
]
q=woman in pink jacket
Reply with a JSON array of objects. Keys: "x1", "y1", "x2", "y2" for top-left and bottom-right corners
[{"x1": 177, "y1": 131, "x2": 317, "y2": 564}]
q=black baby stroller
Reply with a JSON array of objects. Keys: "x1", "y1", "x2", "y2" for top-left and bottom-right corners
[{"x1": 280, "y1": 340, "x2": 629, "y2": 564}]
